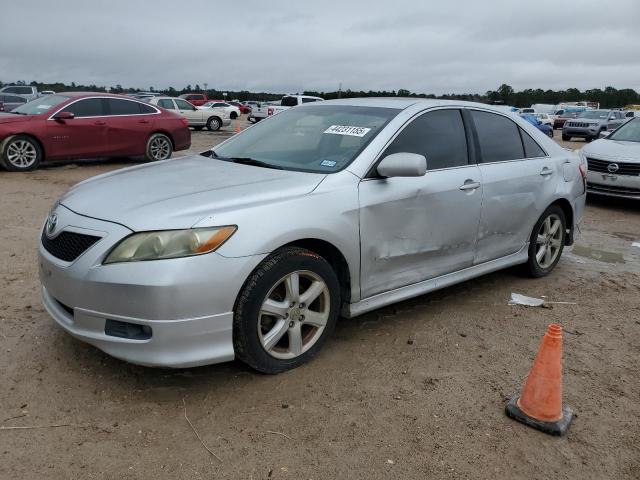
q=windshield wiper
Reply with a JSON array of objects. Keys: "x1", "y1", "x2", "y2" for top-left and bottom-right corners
[{"x1": 226, "y1": 157, "x2": 283, "y2": 170}]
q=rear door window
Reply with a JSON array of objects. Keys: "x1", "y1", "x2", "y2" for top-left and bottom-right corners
[
  {"x1": 158, "y1": 99, "x2": 176, "y2": 110},
  {"x1": 175, "y1": 99, "x2": 196, "y2": 110},
  {"x1": 64, "y1": 98, "x2": 106, "y2": 117},
  {"x1": 382, "y1": 109, "x2": 469, "y2": 170},
  {"x1": 107, "y1": 98, "x2": 143, "y2": 115},
  {"x1": 470, "y1": 110, "x2": 525, "y2": 163}
]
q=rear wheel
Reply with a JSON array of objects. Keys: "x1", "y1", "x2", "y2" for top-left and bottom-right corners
[
  {"x1": 230, "y1": 111, "x2": 238, "y2": 120},
  {"x1": 144, "y1": 133, "x2": 172, "y2": 162},
  {"x1": 233, "y1": 247, "x2": 341, "y2": 374},
  {"x1": 0, "y1": 135, "x2": 42, "y2": 171},
  {"x1": 206, "y1": 116, "x2": 221, "y2": 131},
  {"x1": 525, "y1": 205, "x2": 566, "y2": 277}
]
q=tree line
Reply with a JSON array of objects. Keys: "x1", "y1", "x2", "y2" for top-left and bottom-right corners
[{"x1": 2, "y1": 79, "x2": 639, "y2": 108}]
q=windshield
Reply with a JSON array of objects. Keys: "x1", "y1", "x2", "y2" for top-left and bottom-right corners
[
  {"x1": 212, "y1": 105, "x2": 399, "y2": 173},
  {"x1": 579, "y1": 110, "x2": 608, "y2": 119},
  {"x1": 11, "y1": 95, "x2": 69, "y2": 115},
  {"x1": 608, "y1": 118, "x2": 640, "y2": 142}
]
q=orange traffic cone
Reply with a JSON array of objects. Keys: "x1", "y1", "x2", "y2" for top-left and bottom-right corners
[
  {"x1": 505, "y1": 324, "x2": 574, "y2": 435},
  {"x1": 235, "y1": 122, "x2": 241, "y2": 134}
]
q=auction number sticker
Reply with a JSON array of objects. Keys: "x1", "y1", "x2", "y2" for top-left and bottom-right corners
[{"x1": 324, "y1": 125, "x2": 371, "y2": 137}]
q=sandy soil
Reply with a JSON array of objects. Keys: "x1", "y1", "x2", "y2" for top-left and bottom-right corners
[{"x1": 1, "y1": 118, "x2": 639, "y2": 479}]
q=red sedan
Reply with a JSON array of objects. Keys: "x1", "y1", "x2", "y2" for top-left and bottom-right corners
[{"x1": 0, "y1": 92, "x2": 191, "y2": 171}]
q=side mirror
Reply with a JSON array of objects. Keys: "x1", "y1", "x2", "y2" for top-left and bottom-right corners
[
  {"x1": 377, "y1": 152, "x2": 427, "y2": 178},
  {"x1": 53, "y1": 111, "x2": 74, "y2": 121}
]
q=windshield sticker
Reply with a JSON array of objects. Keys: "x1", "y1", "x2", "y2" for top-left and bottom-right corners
[
  {"x1": 320, "y1": 160, "x2": 337, "y2": 168},
  {"x1": 324, "y1": 125, "x2": 372, "y2": 137}
]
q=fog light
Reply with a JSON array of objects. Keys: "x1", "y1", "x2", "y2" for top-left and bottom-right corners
[{"x1": 105, "y1": 319, "x2": 152, "y2": 340}]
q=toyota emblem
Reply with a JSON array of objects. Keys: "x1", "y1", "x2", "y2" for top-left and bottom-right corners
[
  {"x1": 607, "y1": 163, "x2": 619, "y2": 173},
  {"x1": 45, "y1": 213, "x2": 58, "y2": 237}
]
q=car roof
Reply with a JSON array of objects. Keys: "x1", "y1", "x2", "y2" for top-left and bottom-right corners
[
  {"x1": 58, "y1": 92, "x2": 133, "y2": 98},
  {"x1": 318, "y1": 97, "x2": 516, "y2": 112}
]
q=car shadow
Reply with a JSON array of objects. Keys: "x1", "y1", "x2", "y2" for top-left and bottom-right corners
[
  {"x1": 40, "y1": 156, "x2": 144, "y2": 170},
  {"x1": 587, "y1": 195, "x2": 640, "y2": 213}
]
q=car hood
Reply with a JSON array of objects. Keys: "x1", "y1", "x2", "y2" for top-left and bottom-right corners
[
  {"x1": 583, "y1": 139, "x2": 640, "y2": 163},
  {"x1": 60, "y1": 155, "x2": 327, "y2": 231},
  {"x1": 0, "y1": 113, "x2": 33, "y2": 124}
]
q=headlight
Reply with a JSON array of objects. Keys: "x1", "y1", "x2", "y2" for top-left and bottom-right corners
[{"x1": 104, "y1": 226, "x2": 236, "y2": 264}]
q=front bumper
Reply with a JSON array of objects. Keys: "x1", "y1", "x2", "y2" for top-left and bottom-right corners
[
  {"x1": 563, "y1": 126, "x2": 600, "y2": 138},
  {"x1": 39, "y1": 204, "x2": 266, "y2": 367}
]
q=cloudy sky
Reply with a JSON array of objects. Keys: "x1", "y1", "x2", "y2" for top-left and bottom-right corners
[{"x1": 2, "y1": 0, "x2": 639, "y2": 94}]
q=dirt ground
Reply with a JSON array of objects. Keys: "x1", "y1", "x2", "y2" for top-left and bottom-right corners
[{"x1": 1, "y1": 118, "x2": 639, "y2": 479}]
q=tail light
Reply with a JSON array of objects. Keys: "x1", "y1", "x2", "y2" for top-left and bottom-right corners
[
  {"x1": 579, "y1": 161, "x2": 587, "y2": 192},
  {"x1": 0, "y1": 102, "x2": 4, "y2": 112},
  {"x1": 267, "y1": 108, "x2": 274, "y2": 116},
  {"x1": 180, "y1": 118, "x2": 189, "y2": 127}
]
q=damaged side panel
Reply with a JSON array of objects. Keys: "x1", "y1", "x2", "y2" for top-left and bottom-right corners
[{"x1": 358, "y1": 166, "x2": 482, "y2": 299}]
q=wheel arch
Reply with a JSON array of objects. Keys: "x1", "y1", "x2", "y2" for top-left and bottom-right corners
[
  {"x1": 278, "y1": 238, "x2": 352, "y2": 306},
  {"x1": 549, "y1": 198, "x2": 575, "y2": 245}
]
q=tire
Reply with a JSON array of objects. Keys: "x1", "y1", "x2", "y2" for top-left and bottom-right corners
[
  {"x1": 233, "y1": 247, "x2": 341, "y2": 374},
  {"x1": 562, "y1": 134, "x2": 570, "y2": 141},
  {"x1": 144, "y1": 133, "x2": 172, "y2": 162},
  {"x1": 525, "y1": 205, "x2": 566, "y2": 278},
  {"x1": 585, "y1": 136, "x2": 593, "y2": 142},
  {"x1": 0, "y1": 135, "x2": 42, "y2": 171},
  {"x1": 230, "y1": 111, "x2": 238, "y2": 120},
  {"x1": 547, "y1": 130, "x2": 554, "y2": 138},
  {"x1": 206, "y1": 116, "x2": 221, "y2": 131}
]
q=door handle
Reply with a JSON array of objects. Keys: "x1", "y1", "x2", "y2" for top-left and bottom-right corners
[
  {"x1": 94, "y1": 120, "x2": 106, "y2": 126},
  {"x1": 459, "y1": 181, "x2": 481, "y2": 191},
  {"x1": 540, "y1": 167, "x2": 553, "y2": 176},
  {"x1": 138, "y1": 119, "x2": 150, "y2": 124}
]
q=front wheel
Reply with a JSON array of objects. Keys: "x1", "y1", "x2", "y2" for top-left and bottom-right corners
[
  {"x1": 562, "y1": 134, "x2": 570, "y2": 141},
  {"x1": 525, "y1": 206, "x2": 566, "y2": 278},
  {"x1": 547, "y1": 129, "x2": 554, "y2": 138},
  {"x1": 0, "y1": 135, "x2": 42, "y2": 171},
  {"x1": 233, "y1": 247, "x2": 341, "y2": 373},
  {"x1": 206, "y1": 116, "x2": 221, "y2": 131},
  {"x1": 144, "y1": 133, "x2": 172, "y2": 162}
]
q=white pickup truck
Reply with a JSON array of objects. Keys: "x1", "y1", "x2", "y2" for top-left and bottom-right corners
[{"x1": 266, "y1": 95, "x2": 324, "y2": 116}]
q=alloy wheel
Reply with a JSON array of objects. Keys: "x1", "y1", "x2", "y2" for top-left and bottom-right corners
[
  {"x1": 535, "y1": 213, "x2": 563, "y2": 269},
  {"x1": 149, "y1": 136, "x2": 171, "y2": 160},
  {"x1": 6, "y1": 140, "x2": 37, "y2": 168},
  {"x1": 258, "y1": 270, "x2": 330, "y2": 360}
]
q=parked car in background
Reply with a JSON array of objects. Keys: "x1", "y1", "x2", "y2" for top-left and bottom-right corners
[
  {"x1": 148, "y1": 96, "x2": 231, "y2": 131},
  {"x1": 267, "y1": 95, "x2": 324, "y2": 116},
  {"x1": 38, "y1": 98, "x2": 585, "y2": 373},
  {"x1": 40, "y1": 90, "x2": 56, "y2": 95},
  {"x1": 127, "y1": 92, "x2": 164, "y2": 101},
  {"x1": 553, "y1": 110, "x2": 581, "y2": 129},
  {"x1": 0, "y1": 85, "x2": 40, "y2": 101},
  {"x1": 0, "y1": 93, "x2": 190, "y2": 171},
  {"x1": 199, "y1": 101, "x2": 241, "y2": 119},
  {"x1": 581, "y1": 117, "x2": 640, "y2": 199},
  {"x1": 179, "y1": 93, "x2": 219, "y2": 107},
  {"x1": 521, "y1": 114, "x2": 554, "y2": 138},
  {"x1": 533, "y1": 113, "x2": 553, "y2": 127},
  {"x1": 519, "y1": 108, "x2": 535, "y2": 114},
  {"x1": 226, "y1": 101, "x2": 252, "y2": 114},
  {"x1": 0, "y1": 93, "x2": 28, "y2": 112},
  {"x1": 562, "y1": 110, "x2": 627, "y2": 142},
  {"x1": 248, "y1": 101, "x2": 277, "y2": 123}
]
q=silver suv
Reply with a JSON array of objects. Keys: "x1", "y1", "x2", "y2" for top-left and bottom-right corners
[
  {"x1": 39, "y1": 99, "x2": 587, "y2": 373},
  {"x1": 563, "y1": 109, "x2": 627, "y2": 142}
]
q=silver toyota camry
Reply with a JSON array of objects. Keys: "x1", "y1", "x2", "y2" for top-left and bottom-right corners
[
  {"x1": 581, "y1": 117, "x2": 640, "y2": 199},
  {"x1": 39, "y1": 98, "x2": 587, "y2": 373}
]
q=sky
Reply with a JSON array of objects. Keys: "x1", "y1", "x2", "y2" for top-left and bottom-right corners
[{"x1": 2, "y1": 0, "x2": 640, "y2": 94}]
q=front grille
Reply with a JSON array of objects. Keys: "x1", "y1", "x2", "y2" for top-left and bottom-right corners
[
  {"x1": 41, "y1": 230, "x2": 101, "y2": 262},
  {"x1": 587, "y1": 182, "x2": 640, "y2": 197},
  {"x1": 587, "y1": 158, "x2": 640, "y2": 176},
  {"x1": 567, "y1": 122, "x2": 591, "y2": 128}
]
